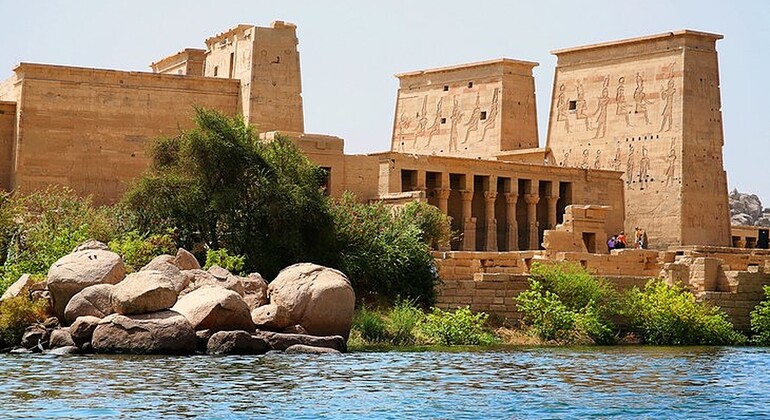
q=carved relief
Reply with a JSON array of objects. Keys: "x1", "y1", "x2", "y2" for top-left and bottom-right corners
[
  {"x1": 615, "y1": 76, "x2": 632, "y2": 127},
  {"x1": 626, "y1": 144, "x2": 636, "y2": 186},
  {"x1": 593, "y1": 149, "x2": 602, "y2": 169},
  {"x1": 659, "y1": 78, "x2": 676, "y2": 132},
  {"x1": 556, "y1": 83, "x2": 571, "y2": 133},
  {"x1": 560, "y1": 149, "x2": 571, "y2": 167},
  {"x1": 663, "y1": 138, "x2": 678, "y2": 186},
  {"x1": 593, "y1": 76, "x2": 611, "y2": 139},
  {"x1": 414, "y1": 96, "x2": 429, "y2": 142},
  {"x1": 426, "y1": 98, "x2": 443, "y2": 146},
  {"x1": 633, "y1": 73, "x2": 653, "y2": 125},
  {"x1": 638, "y1": 146, "x2": 651, "y2": 187},
  {"x1": 480, "y1": 88, "x2": 499, "y2": 141},
  {"x1": 575, "y1": 81, "x2": 592, "y2": 131},
  {"x1": 463, "y1": 93, "x2": 481, "y2": 144},
  {"x1": 610, "y1": 141, "x2": 623, "y2": 171},
  {"x1": 448, "y1": 96, "x2": 463, "y2": 152}
]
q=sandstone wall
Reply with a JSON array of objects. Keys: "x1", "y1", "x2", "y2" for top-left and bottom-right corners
[
  {"x1": 12, "y1": 63, "x2": 239, "y2": 203},
  {"x1": 0, "y1": 102, "x2": 15, "y2": 190}
]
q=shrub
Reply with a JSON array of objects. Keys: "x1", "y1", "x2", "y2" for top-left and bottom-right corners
[
  {"x1": 750, "y1": 285, "x2": 770, "y2": 345},
  {"x1": 0, "y1": 295, "x2": 48, "y2": 348},
  {"x1": 516, "y1": 263, "x2": 617, "y2": 344},
  {"x1": 419, "y1": 306, "x2": 497, "y2": 345},
  {"x1": 331, "y1": 193, "x2": 448, "y2": 305},
  {"x1": 108, "y1": 231, "x2": 176, "y2": 273},
  {"x1": 622, "y1": 279, "x2": 746, "y2": 345},
  {"x1": 385, "y1": 299, "x2": 425, "y2": 345},
  {"x1": 352, "y1": 307, "x2": 388, "y2": 343},
  {"x1": 203, "y1": 248, "x2": 246, "y2": 275}
]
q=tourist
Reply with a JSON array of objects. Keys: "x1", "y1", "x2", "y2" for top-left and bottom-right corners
[
  {"x1": 634, "y1": 227, "x2": 642, "y2": 249},
  {"x1": 608, "y1": 236, "x2": 617, "y2": 252},
  {"x1": 640, "y1": 229, "x2": 648, "y2": 249},
  {"x1": 616, "y1": 231, "x2": 627, "y2": 249}
]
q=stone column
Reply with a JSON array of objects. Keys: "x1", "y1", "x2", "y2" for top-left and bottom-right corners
[
  {"x1": 525, "y1": 193, "x2": 540, "y2": 250},
  {"x1": 484, "y1": 191, "x2": 498, "y2": 251},
  {"x1": 504, "y1": 192, "x2": 518, "y2": 251},
  {"x1": 546, "y1": 195, "x2": 560, "y2": 230},
  {"x1": 435, "y1": 188, "x2": 451, "y2": 215},
  {"x1": 460, "y1": 190, "x2": 476, "y2": 251}
]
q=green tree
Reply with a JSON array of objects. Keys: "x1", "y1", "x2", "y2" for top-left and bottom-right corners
[{"x1": 123, "y1": 108, "x2": 336, "y2": 279}]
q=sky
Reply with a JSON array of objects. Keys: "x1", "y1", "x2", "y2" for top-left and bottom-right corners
[{"x1": 1, "y1": 0, "x2": 768, "y2": 202}]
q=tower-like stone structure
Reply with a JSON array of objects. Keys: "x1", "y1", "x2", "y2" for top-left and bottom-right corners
[
  {"x1": 546, "y1": 30, "x2": 731, "y2": 248},
  {"x1": 391, "y1": 59, "x2": 539, "y2": 159}
]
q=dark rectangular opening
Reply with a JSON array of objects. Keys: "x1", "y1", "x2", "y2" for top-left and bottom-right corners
[
  {"x1": 468, "y1": 81, "x2": 474, "y2": 88},
  {"x1": 480, "y1": 111, "x2": 487, "y2": 120},
  {"x1": 582, "y1": 232, "x2": 596, "y2": 253},
  {"x1": 440, "y1": 117, "x2": 446, "y2": 124},
  {"x1": 568, "y1": 100, "x2": 577, "y2": 111},
  {"x1": 401, "y1": 169, "x2": 418, "y2": 192},
  {"x1": 443, "y1": 85, "x2": 449, "y2": 91},
  {"x1": 228, "y1": 52, "x2": 235, "y2": 78}
]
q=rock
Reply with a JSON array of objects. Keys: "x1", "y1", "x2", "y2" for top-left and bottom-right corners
[
  {"x1": 254, "y1": 331, "x2": 346, "y2": 352},
  {"x1": 282, "y1": 324, "x2": 308, "y2": 335},
  {"x1": 49, "y1": 328, "x2": 76, "y2": 348},
  {"x1": 195, "y1": 329, "x2": 214, "y2": 353},
  {"x1": 174, "y1": 248, "x2": 200, "y2": 270},
  {"x1": 285, "y1": 344, "x2": 341, "y2": 355},
  {"x1": 10, "y1": 347, "x2": 33, "y2": 354},
  {"x1": 729, "y1": 190, "x2": 767, "y2": 226},
  {"x1": 30, "y1": 290, "x2": 50, "y2": 302},
  {"x1": 172, "y1": 285, "x2": 254, "y2": 332},
  {"x1": 206, "y1": 330, "x2": 269, "y2": 355},
  {"x1": 43, "y1": 317, "x2": 60, "y2": 330},
  {"x1": 72, "y1": 239, "x2": 110, "y2": 253},
  {"x1": 180, "y1": 269, "x2": 245, "y2": 297},
  {"x1": 110, "y1": 270, "x2": 178, "y2": 315},
  {"x1": 1, "y1": 274, "x2": 34, "y2": 301},
  {"x1": 91, "y1": 310, "x2": 196, "y2": 355},
  {"x1": 242, "y1": 273, "x2": 269, "y2": 310},
  {"x1": 64, "y1": 284, "x2": 115, "y2": 324},
  {"x1": 70, "y1": 316, "x2": 101, "y2": 347},
  {"x1": 207, "y1": 265, "x2": 230, "y2": 281},
  {"x1": 731, "y1": 213, "x2": 753, "y2": 226},
  {"x1": 47, "y1": 249, "x2": 126, "y2": 319},
  {"x1": 20, "y1": 325, "x2": 49, "y2": 350},
  {"x1": 46, "y1": 346, "x2": 80, "y2": 355},
  {"x1": 141, "y1": 255, "x2": 176, "y2": 271},
  {"x1": 252, "y1": 263, "x2": 355, "y2": 340}
]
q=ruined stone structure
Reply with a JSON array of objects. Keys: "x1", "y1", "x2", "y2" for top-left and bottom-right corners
[{"x1": 546, "y1": 31, "x2": 731, "y2": 249}]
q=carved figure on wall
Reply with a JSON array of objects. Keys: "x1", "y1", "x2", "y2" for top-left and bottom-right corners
[
  {"x1": 593, "y1": 77, "x2": 611, "y2": 139},
  {"x1": 575, "y1": 81, "x2": 592, "y2": 131},
  {"x1": 556, "y1": 83, "x2": 571, "y2": 133},
  {"x1": 626, "y1": 144, "x2": 636, "y2": 186},
  {"x1": 633, "y1": 73, "x2": 653, "y2": 125},
  {"x1": 664, "y1": 139, "x2": 677, "y2": 186},
  {"x1": 463, "y1": 93, "x2": 481, "y2": 144},
  {"x1": 580, "y1": 149, "x2": 590, "y2": 169},
  {"x1": 414, "y1": 96, "x2": 429, "y2": 142},
  {"x1": 480, "y1": 88, "x2": 499, "y2": 141},
  {"x1": 397, "y1": 111, "x2": 411, "y2": 136},
  {"x1": 593, "y1": 149, "x2": 602, "y2": 169},
  {"x1": 610, "y1": 141, "x2": 622, "y2": 171},
  {"x1": 560, "y1": 149, "x2": 571, "y2": 167},
  {"x1": 425, "y1": 97, "x2": 443, "y2": 146},
  {"x1": 659, "y1": 78, "x2": 676, "y2": 132},
  {"x1": 448, "y1": 96, "x2": 463, "y2": 152},
  {"x1": 638, "y1": 146, "x2": 650, "y2": 184},
  {"x1": 615, "y1": 76, "x2": 632, "y2": 127}
]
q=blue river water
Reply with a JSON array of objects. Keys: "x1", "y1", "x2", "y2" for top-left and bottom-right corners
[{"x1": 1, "y1": 346, "x2": 769, "y2": 419}]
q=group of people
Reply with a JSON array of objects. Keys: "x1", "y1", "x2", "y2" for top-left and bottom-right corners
[{"x1": 608, "y1": 227, "x2": 648, "y2": 251}]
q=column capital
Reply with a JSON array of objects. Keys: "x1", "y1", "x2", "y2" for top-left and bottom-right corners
[
  {"x1": 503, "y1": 192, "x2": 518, "y2": 205},
  {"x1": 460, "y1": 190, "x2": 474, "y2": 201},
  {"x1": 546, "y1": 195, "x2": 560, "y2": 203},
  {"x1": 434, "y1": 188, "x2": 451, "y2": 200},
  {"x1": 524, "y1": 194, "x2": 540, "y2": 205},
  {"x1": 483, "y1": 191, "x2": 498, "y2": 202}
]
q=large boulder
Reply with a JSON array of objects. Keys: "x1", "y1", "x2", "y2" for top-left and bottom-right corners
[
  {"x1": 47, "y1": 249, "x2": 125, "y2": 319},
  {"x1": 91, "y1": 310, "x2": 196, "y2": 355},
  {"x1": 251, "y1": 263, "x2": 355, "y2": 339},
  {"x1": 172, "y1": 286, "x2": 254, "y2": 332},
  {"x1": 180, "y1": 268, "x2": 245, "y2": 297},
  {"x1": 141, "y1": 257, "x2": 191, "y2": 293},
  {"x1": 254, "y1": 331, "x2": 346, "y2": 352},
  {"x1": 206, "y1": 330, "x2": 268, "y2": 355},
  {"x1": 110, "y1": 270, "x2": 178, "y2": 315},
  {"x1": 64, "y1": 284, "x2": 115, "y2": 324},
  {"x1": 49, "y1": 328, "x2": 76, "y2": 349},
  {"x1": 20, "y1": 324, "x2": 49, "y2": 351},
  {"x1": 1, "y1": 274, "x2": 35, "y2": 301},
  {"x1": 242, "y1": 273, "x2": 269, "y2": 310},
  {"x1": 173, "y1": 248, "x2": 200, "y2": 271},
  {"x1": 70, "y1": 315, "x2": 101, "y2": 347},
  {"x1": 285, "y1": 344, "x2": 341, "y2": 355}
]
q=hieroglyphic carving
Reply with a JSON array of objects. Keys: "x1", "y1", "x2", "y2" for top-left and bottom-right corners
[
  {"x1": 425, "y1": 97, "x2": 443, "y2": 146},
  {"x1": 556, "y1": 83, "x2": 571, "y2": 133},
  {"x1": 633, "y1": 73, "x2": 653, "y2": 125},
  {"x1": 463, "y1": 93, "x2": 481, "y2": 144},
  {"x1": 593, "y1": 150, "x2": 602, "y2": 169},
  {"x1": 593, "y1": 76, "x2": 610, "y2": 139},
  {"x1": 610, "y1": 141, "x2": 622, "y2": 171},
  {"x1": 480, "y1": 88, "x2": 499, "y2": 141},
  {"x1": 638, "y1": 146, "x2": 650, "y2": 187},
  {"x1": 580, "y1": 149, "x2": 590, "y2": 169},
  {"x1": 414, "y1": 96, "x2": 428, "y2": 143},
  {"x1": 659, "y1": 78, "x2": 676, "y2": 132},
  {"x1": 615, "y1": 76, "x2": 632, "y2": 127},
  {"x1": 663, "y1": 138, "x2": 678, "y2": 186},
  {"x1": 626, "y1": 144, "x2": 636, "y2": 186},
  {"x1": 575, "y1": 81, "x2": 591, "y2": 131},
  {"x1": 560, "y1": 149, "x2": 571, "y2": 167},
  {"x1": 448, "y1": 96, "x2": 462, "y2": 152}
]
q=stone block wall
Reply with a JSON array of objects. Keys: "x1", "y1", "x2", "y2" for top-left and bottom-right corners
[{"x1": 0, "y1": 102, "x2": 15, "y2": 190}]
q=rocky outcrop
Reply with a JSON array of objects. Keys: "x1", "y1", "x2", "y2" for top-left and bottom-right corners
[
  {"x1": 91, "y1": 310, "x2": 197, "y2": 355},
  {"x1": 206, "y1": 330, "x2": 268, "y2": 355},
  {"x1": 180, "y1": 268, "x2": 244, "y2": 297},
  {"x1": 251, "y1": 263, "x2": 355, "y2": 339},
  {"x1": 172, "y1": 286, "x2": 254, "y2": 332},
  {"x1": 110, "y1": 270, "x2": 178, "y2": 315},
  {"x1": 49, "y1": 328, "x2": 76, "y2": 349},
  {"x1": 254, "y1": 330, "x2": 346, "y2": 352},
  {"x1": 1, "y1": 274, "x2": 34, "y2": 301},
  {"x1": 47, "y1": 249, "x2": 126, "y2": 319},
  {"x1": 64, "y1": 284, "x2": 114, "y2": 324},
  {"x1": 730, "y1": 189, "x2": 770, "y2": 226},
  {"x1": 70, "y1": 316, "x2": 101, "y2": 347}
]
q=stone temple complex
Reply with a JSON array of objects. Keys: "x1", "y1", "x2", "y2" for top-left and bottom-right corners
[{"x1": 1, "y1": 21, "x2": 769, "y2": 329}]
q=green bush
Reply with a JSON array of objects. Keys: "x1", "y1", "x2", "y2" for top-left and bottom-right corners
[
  {"x1": 623, "y1": 279, "x2": 746, "y2": 345},
  {"x1": 203, "y1": 248, "x2": 246, "y2": 275},
  {"x1": 516, "y1": 263, "x2": 617, "y2": 344},
  {"x1": 352, "y1": 307, "x2": 388, "y2": 343},
  {"x1": 419, "y1": 306, "x2": 497, "y2": 345},
  {"x1": 331, "y1": 194, "x2": 449, "y2": 305},
  {"x1": 108, "y1": 231, "x2": 176, "y2": 273},
  {"x1": 749, "y1": 286, "x2": 770, "y2": 345},
  {"x1": 0, "y1": 295, "x2": 48, "y2": 348},
  {"x1": 124, "y1": 108, "x2": 337, "y2": 279},
  {"x1": 385, "y1": 299, "x2": 425, "y2": 345}
]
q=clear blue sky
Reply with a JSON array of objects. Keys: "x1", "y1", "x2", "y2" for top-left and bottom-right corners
[{"x1": 1, "y1": 0, "x2": 768, "y2": 202}]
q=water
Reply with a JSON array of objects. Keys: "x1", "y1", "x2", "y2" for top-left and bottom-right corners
[{"x1": 1, "y1": 346, "x2": 769, "y2": 419}]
